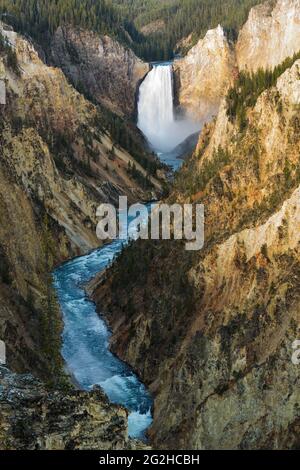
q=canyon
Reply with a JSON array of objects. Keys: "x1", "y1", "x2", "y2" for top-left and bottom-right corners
[
  {"x1": 174, "y1": 0, "x2": 300, "y2": 121},
  {"x1": 1, "y1": 0, "x2": 300, "y2": 451},
  {"x1": 91, "y1": 0, "x2": 300, "y2": 450},
  {"x1": 0, "y1": 19, "x2": 165, "y2": 449},
  {"x1": 0, "y1": 18, "x2": 162, "y2": 449}
]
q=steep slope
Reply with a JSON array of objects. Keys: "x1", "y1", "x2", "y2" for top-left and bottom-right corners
[
  {"x1": 175, "y1": 0, "x2": 300, "y2": 125},
  {"x1": 236, "y1": 0, "x2": 300, "y2": 71},
  {"x1": 92, "y1": 58, "x2": 300, "y2": 449},
  {"x1": 174, "y1": 25, "x2": 236, "y2": 121},
  {"x1": 0, "y1": 22, "x2": 162, "y2": 381},
  {"x1": 50, "y1": 26, "x2": 149, "y2": 117}
]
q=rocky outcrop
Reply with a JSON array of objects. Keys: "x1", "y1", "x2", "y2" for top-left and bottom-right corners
[
  {"x1": 0, "y1": 366, "x2": 148, "y2": 450},
  {"x1": 236, "y1": 0, "x2": 300, "y2": 71},
  {"x1": 92, "y1": 59, "x2": 300, "y2": 449},
  {"x1": 174, "y1": 25, "x2": 236, "y2": 121},
  {"x1": 175, "y1": 34, "x2": 194, "y2": 56},
  {"x1": 50, "y1": 26, "x2": 149, "y2": 117},
  {"x1": 174, "y1": 0, "x2": 300, "y2": 122}
]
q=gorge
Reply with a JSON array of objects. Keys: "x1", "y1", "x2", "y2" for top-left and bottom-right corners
[
  {"x1": 91, "y1": 0, "x2": 300, "y2": 450},
  {"x1": 54, "y1": 210, "x2": 154, "y2": 441},
  {"x1": 1, "y1": 0, "x2": 300, "y2": 452},
  {"x1": 55, "y1": 62, "x2": 199, "y2": 442}
]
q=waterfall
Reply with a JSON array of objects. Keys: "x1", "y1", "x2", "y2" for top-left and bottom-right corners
[
  {"x1": 138, "y1": 65, "x2": 174, "y2": 152},
  {"x1": 137, "y1": 64, "x2": 201, "y2": 154}
]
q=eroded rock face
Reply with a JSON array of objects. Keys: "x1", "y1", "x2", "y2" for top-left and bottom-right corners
[
  {"x1": 0, "y1": 366, "x2": 131, "y2": 450},
  {"x1": 174, "y1": 0, "x2": 300, "y2": 123},
  {"x1": 92, "y1": 60, "x2": 300, "y2": 449},
  {"x1": 50, "y1": 26, "x2": 149, "y2": 117},
  {"x1": 174, "y1": 25, "x2": 236, "y2": 121},
  {"x1": 0, "y1": 23, "x2": 161, "y2": 379},
  {"x1": 0, "y1": 25, "x2": 158, "y2": 449},
  {"x1": 236, "y1": 0, "x2": 300, "y2": 71}
]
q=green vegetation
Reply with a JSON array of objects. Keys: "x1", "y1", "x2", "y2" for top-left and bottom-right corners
[
  {"x1": 0, "y1": 0, "x2": 128, "y2": 48},
  {"x1": 40, "y1": 215, "x2": 64, "y2": 385},
  {"x1": 227, "y1": 50, "x2": 300, "y2": 129},
  {"x1": 195, "y1": 147, "x2": 231, "y2": 192},
  {"x1": 0, "y1": 0, "x2": 261, "y2": 61},
  {"x1": 98, "y1": 105, "x2": 162, "y2": 176},
  {"x1": 175, "y1": 146, "x2": 231, "y2": 196},
  {"x1": 111, "y1": 238, "x2": 155, "y2": 291},
  {"x1": 127, "y1": 161, "x2": 154, "y2": 190},
  {"x1": 108, "y1": 235, "x2": 197, "y2": 359},
  {"x1": 0, "y1": 30, "x2": 19, "y2": 74},
  {"x1": 113, "y1": 0, "x2": 262, "y2": 60}
]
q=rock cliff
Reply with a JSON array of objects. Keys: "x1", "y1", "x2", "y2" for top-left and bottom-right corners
[
  {"x1": 0, "y1": 22, "x2": 162, "y2": 381},
  {"x1": 175, "y1": 0, "x2": 300, "y2": 122},
  {"x1": 174, "y1": 25, "x2": 236, "y2": 121},
  {"x1": 50, "y1": 26, "x2": 149, "y2": 117},
  {"x1": 92, "y1": 57, "x2": 300, "y2": 449},
  {"x1": 236, "y1": 0, "x2": 300, "y2": 71},
  {"x1": 0, "y1": 366, "x2": 148, "y2": 450}
]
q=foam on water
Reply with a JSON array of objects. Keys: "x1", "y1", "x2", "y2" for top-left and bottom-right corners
[
  {"x1": 137, "y1": 63, "x2": 200, "y2": 156},
  {"x1": 53, "y1": 210, "x2": 153, "y2": 440}
]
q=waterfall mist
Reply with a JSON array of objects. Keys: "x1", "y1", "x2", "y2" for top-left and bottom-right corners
[{"x1": 137, "y1": 64, "x2": 201, "y2": 154}]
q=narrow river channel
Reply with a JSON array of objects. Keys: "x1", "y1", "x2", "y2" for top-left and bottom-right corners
[{"x1": 53, "y1": 62, "x2": 200, "y2": 440}]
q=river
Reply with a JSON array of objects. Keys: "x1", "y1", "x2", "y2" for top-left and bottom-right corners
[
  {"x1": 53, "y1": 209, "x2": 153, "y2": 439},
  {"x1": 53, "y1": 62, "x2": 200, "y2": 440}
]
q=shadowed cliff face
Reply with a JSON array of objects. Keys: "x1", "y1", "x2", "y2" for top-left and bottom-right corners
[
  {"x1": 50, "y1": 26, "x2": 150, "y2": 117},
  {"x1": 92, "y1": 58, "x2": 300, "y2": 449},
  {"x1": 0, "y1": 23, "x2": 162, "y2": 381}
]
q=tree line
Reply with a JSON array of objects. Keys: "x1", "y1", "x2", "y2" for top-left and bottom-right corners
[{"x1": 0, "y1": 0, "x2": 262, "y2": 61}]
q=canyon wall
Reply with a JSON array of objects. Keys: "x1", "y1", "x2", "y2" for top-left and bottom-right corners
[
  {"x1": 175, "y1": 0, "x2": 300, "y2": 121},
  {"x1": 0, "y1": 22, "x2": 162, "y2": 381},
  {"x1": 174, "y1": 25, "x2": 236, "y2": 121},
  {"x1": 236, "y1": 0, "x2": 300, "y2": 71},
  {"x1": 93, "y1": 53, "x2": 300, "y2": 449},
  {"x1": 50, "y1": 26, "x2": 149, "y2": 117}
]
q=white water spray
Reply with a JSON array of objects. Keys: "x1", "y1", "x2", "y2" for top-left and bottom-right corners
[{"x1": 137, "y1": 64, "x2": 200, "y2": 154}]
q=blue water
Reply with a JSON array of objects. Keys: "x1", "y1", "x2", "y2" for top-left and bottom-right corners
[
  {"x1": 158, "y1": 149, "x2": 183, "y2": 171},
  {"x1": 53, "y1": 211, "x2": 153, "y2": 439},
  {"x1": 53, "y1": 61, "x2": 187, "y2": 440},
  {"x1": 53, "y1": 153, "x2": 183, "y2": 441}
]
